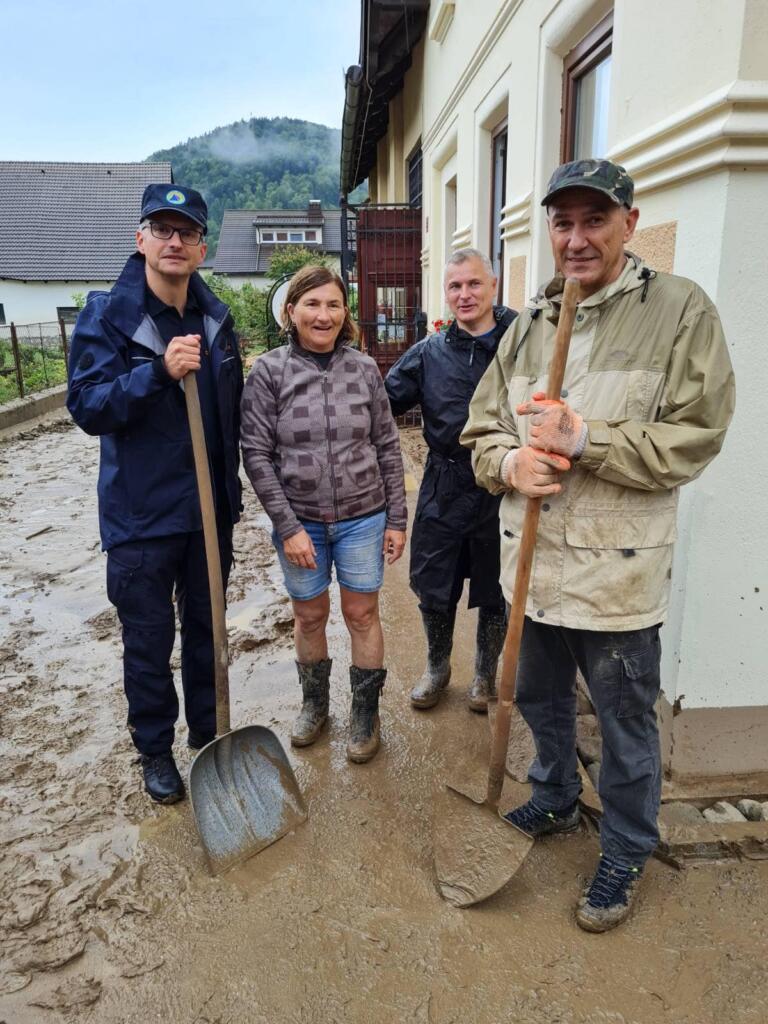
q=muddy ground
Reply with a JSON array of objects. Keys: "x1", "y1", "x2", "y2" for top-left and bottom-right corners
[{"x1": 1, "y1": 417, "x2": 767, "y2": 1024}]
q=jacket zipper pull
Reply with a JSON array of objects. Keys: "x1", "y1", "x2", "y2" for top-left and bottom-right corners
[{"x1": 469, "y1": 341, "x2": 474, "y2": 366}]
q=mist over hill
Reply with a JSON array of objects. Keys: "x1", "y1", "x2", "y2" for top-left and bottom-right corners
[{"x1": 147, "y1": 116, "x2": 366, "y2": 252}]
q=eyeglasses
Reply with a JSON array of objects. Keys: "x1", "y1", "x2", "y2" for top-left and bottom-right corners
[{"x1": 144, "y1": 220, "x2": 205, "y2": 246}]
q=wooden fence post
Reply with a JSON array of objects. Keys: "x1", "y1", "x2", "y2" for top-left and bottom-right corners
[
  {"x1": 9, "y1": 323, "x2": 24, "y2": 399},
  {"x1": 59, "y1": 318, "x2": 69, "y2": 364}
]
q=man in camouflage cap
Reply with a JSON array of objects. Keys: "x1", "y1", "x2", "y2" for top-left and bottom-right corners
[{"x1": 462, "y1": 158, "x2": 734, "y2": 932}]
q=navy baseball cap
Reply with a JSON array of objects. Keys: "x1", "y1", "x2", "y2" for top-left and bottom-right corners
[{"x1": 140, "y1": 184, "x2": 208, "y2": 232}]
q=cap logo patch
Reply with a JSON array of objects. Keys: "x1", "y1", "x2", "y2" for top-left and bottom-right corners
[{"x1": 166, "y1": 189, "x2": 186, "y2": 205}]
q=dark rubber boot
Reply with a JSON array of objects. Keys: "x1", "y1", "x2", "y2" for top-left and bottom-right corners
[
  {"x1": 467, "y1": 607, "x2": 507, "y2": 712},
  {"x1": 410, "y1": 609, "x2": 455, "y2": 709},
  {"x1": 347, "y1": 666, "x2": 386, "y2": 763},
  {"x1": 291, "y1": 659, "x2": 332, "y2": 748}
]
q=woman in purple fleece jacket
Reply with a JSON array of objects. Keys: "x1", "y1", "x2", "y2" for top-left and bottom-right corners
[{"x1": 241, "y1": 266, "x2": 407, "y2": 763}]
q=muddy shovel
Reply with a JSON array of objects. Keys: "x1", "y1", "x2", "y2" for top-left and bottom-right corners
[
  {"x1": 183, "y1": 371, "x2": 307, "y2": 875},
  {"x1": 434, "y1": 278, "x2": 580, "y2": 908}
]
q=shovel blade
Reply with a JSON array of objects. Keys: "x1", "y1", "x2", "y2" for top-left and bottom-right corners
[
  {"x1": 433, "y1": 782, "x2": 533, "y2": 908},
  {"x1": 190, "y1": 725, "x2": 307, "y2": 875}
]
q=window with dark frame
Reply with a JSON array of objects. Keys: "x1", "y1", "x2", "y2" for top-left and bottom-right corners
[
  {"x1": 561, "y1": 14, "x2": 613, "y2": 162},
  {"x1": 490, "y1": 120, "x2": 508, "y2": 303},
  {"x1": 0, "y1": 304, "x2": 5, "y2": 326},
  {"x1": 407, "y1": 145, "x2": 423, "y2": 207}
]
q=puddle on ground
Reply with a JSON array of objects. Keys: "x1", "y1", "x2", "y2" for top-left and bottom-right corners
[{"x1": 2, "y1": 417, "x2": 768, "y2": 1023}]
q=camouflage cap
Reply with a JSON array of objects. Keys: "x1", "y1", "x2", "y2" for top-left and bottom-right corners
[{"x1": 541, "y1": 158, "x2": 635, "y2": 208}]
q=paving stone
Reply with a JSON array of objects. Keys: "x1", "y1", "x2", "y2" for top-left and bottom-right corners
[
  {"x1": 576, "y1": 714, "x2": 600, "y2": 738},
  {"x1": 702, "y1": 801, "x2": 747, "y2": 824},
  {"x1": 576, "y1": 735, "x2": 602, "y2": 766},
  {"x1": 659, "y1": 802, "x2": 706, "y2": 827},
  {"x1": 737, "y1": 799, "x2": 764, "y2": 822},
  {"x1": 586, "y1": 760, "x2": 600, "y2": 790},
  {"x1": 762, "y1": 802, "x2": 768, "y2": 822}
]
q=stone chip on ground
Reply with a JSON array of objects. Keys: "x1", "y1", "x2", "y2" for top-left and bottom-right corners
[
  {"x1": 659, "y1": 802, "x2": 706, "y2": 827},
  {"x1": 703, "y1": 801, "x2": 747, "y2": 824},
  {"x1": 736, "y1": 799, "x2": 765, "y2": 822}
]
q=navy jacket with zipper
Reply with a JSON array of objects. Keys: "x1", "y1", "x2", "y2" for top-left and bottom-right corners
[
  {"x1": 385, "y1": 306, "x2": 516, "y2": 610},
  {"x1": 67, "y1": 253, "x2": 242, "y2": 550}
]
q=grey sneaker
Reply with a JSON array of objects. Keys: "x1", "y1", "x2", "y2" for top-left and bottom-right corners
[
  {"x1": 576, "y1": 854, "x2": 643, "y2": 933},
  {"x1": 502, "y1": 798, "x2": 581, "y2": 837}
]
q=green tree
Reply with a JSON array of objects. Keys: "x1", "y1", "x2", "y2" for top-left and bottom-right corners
[
  {"x1": 267, "y1": 246, "x2": 331, "y2": 281},
  {"x1": 203, "y1": 275, "x2": 270, "y2": 354}
]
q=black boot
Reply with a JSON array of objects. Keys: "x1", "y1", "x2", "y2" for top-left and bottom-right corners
[
  {"x1": 347, "y1": 666, "x2": 386, "y2": 763},
  {"x1": 140, "y1": 752, "x2": 185, "y2": 804},
  {"x1": 291, "y1": 659, "x2": 332, "y2": 747},
  {"x1": 410, "y1": 608, "x2": 456, "y2": 709},
  {"x1": 468, "y1": 607, "x2": 507, "y2": 712}
]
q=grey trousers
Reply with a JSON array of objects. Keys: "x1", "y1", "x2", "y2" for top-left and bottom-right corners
[{"x1": 515, "y1": 617, "x2": 662, "y2": 866}]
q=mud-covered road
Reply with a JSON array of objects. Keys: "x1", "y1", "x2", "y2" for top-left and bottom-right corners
[{"x1": 2, "y1": 416, "x2": 767, "y2": 1024}]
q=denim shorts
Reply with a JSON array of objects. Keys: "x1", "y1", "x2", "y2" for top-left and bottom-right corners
[{"x1": 273, "y1": 511, "x2": 386, "y2": 602}]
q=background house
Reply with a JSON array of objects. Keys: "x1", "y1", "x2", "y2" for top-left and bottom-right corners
[
  {"x1": 211, "y1": 201, "x2": 342, "y2": 288},
  {"x1": 340, "y1": 0, "x2": 768, "y2": 785},
  {"x1": 0, "y1": 161, "x2": 172, "y2": 326}
]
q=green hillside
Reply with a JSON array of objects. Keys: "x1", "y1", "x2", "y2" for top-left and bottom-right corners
[{"x1": 147, "y1": 117, "x2": 366, "y2": 253}]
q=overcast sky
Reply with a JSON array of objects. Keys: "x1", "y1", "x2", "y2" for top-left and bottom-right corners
[{"x1": 5, "y1": 0, "x2": 361, "y2": 161}]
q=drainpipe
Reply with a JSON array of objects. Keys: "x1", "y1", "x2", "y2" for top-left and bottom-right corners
[{"x1": 340, "y1": 64, "x2": 365, "y2": 198}]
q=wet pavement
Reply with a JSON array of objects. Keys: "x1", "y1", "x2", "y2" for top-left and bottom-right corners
[{"x1": 1, "y1": 417, "x2": 768, "y2": 1023}]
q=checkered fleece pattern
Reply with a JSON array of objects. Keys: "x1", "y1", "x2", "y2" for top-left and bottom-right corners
[{"x1": 241, "y1": 342, "x2": 407, "y2": 540}]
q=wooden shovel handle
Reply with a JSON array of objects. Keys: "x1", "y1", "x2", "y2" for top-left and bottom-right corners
[
  {"x1": 184, "y1": 372, "x2": 231, "y2": 735},
  {"x1": 486, "y1": 278, "x2": 580, "y2": 808}
]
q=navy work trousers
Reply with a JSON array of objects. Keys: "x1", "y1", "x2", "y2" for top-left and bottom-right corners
[
  {"x1": 106, "y1": 528, "x2": 233, "y2": 755},
  {"x1": 516, "y1": 617, "x2": 662, "y2": 866}
]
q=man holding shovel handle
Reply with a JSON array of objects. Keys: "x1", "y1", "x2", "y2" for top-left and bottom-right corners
[
  {"x1": 67, "y1": 184, "x2": 242, "y2": 805},
  {"x1": 462, "y1": 158, "x2": 734, "y2": 932}
]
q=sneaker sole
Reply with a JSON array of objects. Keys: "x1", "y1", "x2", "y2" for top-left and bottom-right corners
[
  {"x1": 502, "y1": 813, "x2": 581, "y2": 839},
  {"x1": 575, "y1": 905, "x2": 632, "y2": 933}
]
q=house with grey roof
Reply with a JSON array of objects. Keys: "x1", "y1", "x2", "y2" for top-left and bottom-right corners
[
  {"x1": 211, "y1": 201, "x2": 342, "y2": 287},
  {"x1": 0, "y1": 161, "x2": 172, "y2": 326}
]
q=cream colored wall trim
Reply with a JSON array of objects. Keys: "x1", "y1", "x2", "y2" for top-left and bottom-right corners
[
  {"x1": 610, "y1": 80, "x2": 768, "y2": 194},
  {"x1": 421, "y1": 245, "x2": 431, "y2": 272},
  {"x1": 499, "y1": 191, "x2": 532, "y2": 241},
  {"x1": 431, "y1": 121, "x2": 459, "y2": 171},
  {"x1": 429, "y1": 1, "x2": 455, "y2": 43},
  {"x1": 422, "y1": 0, "x2": 525, "y2": 151},
  {"x1": 451, "y1": 223, "x2": 473, "y2": 249}
]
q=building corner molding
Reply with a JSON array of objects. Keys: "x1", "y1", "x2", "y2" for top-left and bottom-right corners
[
  {"x1": 499, "y1": 191, "x2": 532, "y2": 241},
  {"x1": 428, "y1": 1, "x2": 455, "y2": 43},
  {"x1": 609, "y1": 79, "x2": 768, "y2": 196}
]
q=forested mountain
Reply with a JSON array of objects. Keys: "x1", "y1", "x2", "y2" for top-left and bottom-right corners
[{"x1": 147, "y1": 117, "x2": 366, "y2": 253}]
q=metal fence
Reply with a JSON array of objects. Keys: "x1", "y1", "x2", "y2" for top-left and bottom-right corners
[{"x1": 0, "y1": 320, "x2": 70, "y2": 405}]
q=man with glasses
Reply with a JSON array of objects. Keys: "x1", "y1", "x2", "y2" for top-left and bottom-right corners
[{"x1": 67, "y1": 184, "x2": 242, "y2": 804}]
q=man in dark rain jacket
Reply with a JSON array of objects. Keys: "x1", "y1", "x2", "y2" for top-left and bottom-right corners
[
  {"x1": 385, "y1": 249, "x2": 516, "y2": 711},
  {"x1": 67, "y1": 184, "x2": 242, "y2": 805}
]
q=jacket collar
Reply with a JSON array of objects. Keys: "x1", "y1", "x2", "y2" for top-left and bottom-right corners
[
  {"x1": 102, "y1": 252, "x2": 231, "y2": 339},
  {"x1": 530, "y1": 253, "x2": 650, "y2": 315},
  {"x1": 444, "y1": 305, "x2": 516, "y2": 350}
]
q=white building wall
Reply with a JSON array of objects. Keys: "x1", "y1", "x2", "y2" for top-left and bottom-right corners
[
  {"x1": 369, "y1": 0, "x2": 768, "y2": 775},
  {"x1": 0, "y1": 280, "x2": 113, "y2": 325}
]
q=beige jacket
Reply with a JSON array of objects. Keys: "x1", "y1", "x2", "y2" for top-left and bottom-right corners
[{"x1": 460, "y1": 256, "x2": 735, "y2": 630}]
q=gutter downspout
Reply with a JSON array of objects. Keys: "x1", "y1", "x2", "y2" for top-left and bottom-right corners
[{"x1": 340, "y1": 64, "x2": 365, "y2": 198}]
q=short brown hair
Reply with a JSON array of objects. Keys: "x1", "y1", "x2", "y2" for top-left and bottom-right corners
[{"x1": 280, "y1": 265, "x2": 359, "y2": 345}]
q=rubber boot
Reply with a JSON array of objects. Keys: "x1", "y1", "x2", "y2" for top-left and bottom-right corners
[
  {"x1": 467, "y1": 607, "x2": 507, "y2": 712},
  {"x1": 347, "y1": 666, "x2": 386, "y2": 763},
  {"x1": 410, "y1": 608, "x2": 456, "y2": 709},
  {"x1": 291, "y1": 659, "x2": 332, "y2": 748}
]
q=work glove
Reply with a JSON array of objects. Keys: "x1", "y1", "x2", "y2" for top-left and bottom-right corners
[
  {"x1": 516, "y1": 392, "x2": 587, "y2": 459},
  {"x1": 501, "y1": 446, "x2": 571, "y2": 497}
]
